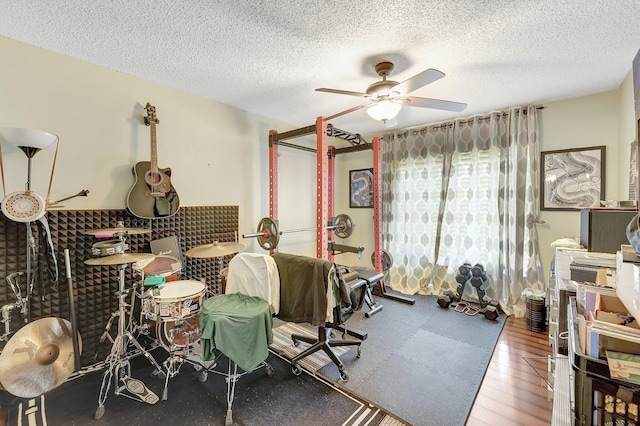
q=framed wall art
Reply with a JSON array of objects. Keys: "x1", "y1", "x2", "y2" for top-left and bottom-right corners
[
  {"x1": 540, "y1": 145, "x2": 606, "y2": 211},
  {"x1": 349, "y1": 168, "x2": 374, "y2": 208}
]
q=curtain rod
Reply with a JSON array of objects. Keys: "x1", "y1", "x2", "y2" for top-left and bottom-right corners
[
  {"x1": 420, "y1": 105, "x2": 546, "y2": 131},
  {"x1": 393, "y1": 105, "x2": 546, "y2": 135}
]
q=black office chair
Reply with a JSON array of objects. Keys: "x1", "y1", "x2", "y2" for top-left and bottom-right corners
[{"x1": 272, "y1": 253, "x2": 367, "y2": 381}]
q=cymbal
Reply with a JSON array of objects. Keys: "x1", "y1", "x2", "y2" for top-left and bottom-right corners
[
  {"x1": 0, "y1": 318, "x2": 82, "y2": 398},
  {"x1": 85, "y1": 252, "x2": 155, "y2": 265},
  {"x1": 186, "y1": 242, "x2": 244, "y2": 258},
  {"x1": 84, "y1": 226, "x2": 150, "y2": 236}
]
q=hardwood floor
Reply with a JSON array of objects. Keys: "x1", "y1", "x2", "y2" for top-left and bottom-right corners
[{"x1": 466, "y1": 316, "x2": 554, "y2": 426}]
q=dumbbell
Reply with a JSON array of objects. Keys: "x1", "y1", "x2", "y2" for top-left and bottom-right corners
[
  {"x1": 437, "y1": 289, "x2": 457, "y2": 308},
  {"x1": 469, "y1": 263, "x2": 487, "y2": 288},
  {"x1": 458, "y1": 263, "x2": 472, "y2": 277},
  {"x1": 455, "y1": 263, "x2": 472, "y2": 297},
  {"x1": 483, "y1": 305, "x2": 498, "y2": 321}
]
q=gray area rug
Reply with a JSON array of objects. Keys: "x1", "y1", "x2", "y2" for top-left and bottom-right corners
[{"x1": 288, "y1": 293, "x2": 505, "y2": 426}]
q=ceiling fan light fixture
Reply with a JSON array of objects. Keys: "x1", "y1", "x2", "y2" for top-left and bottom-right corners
[{"x1": 366, "y1": 100, "x2": 402, "y2": 122}]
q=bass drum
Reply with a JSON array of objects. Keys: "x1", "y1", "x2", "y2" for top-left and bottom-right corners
[{"x1": 155, "y1": 315, "x2": 201, "y2": 355}]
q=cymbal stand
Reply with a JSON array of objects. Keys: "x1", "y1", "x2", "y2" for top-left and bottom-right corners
[
  {"x1": 0, "y1": 272, "x2": 29, "y2": 341},
  {"x1": 215, "y1": 255, "x2": 225, "y2": 295},
  {"x1": 95, "y1": 263, "x2": 163, "y2": 419}
]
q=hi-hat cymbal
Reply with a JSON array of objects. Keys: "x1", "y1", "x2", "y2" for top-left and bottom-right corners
[
  {"x1": 85, "y1": 253, "x2": 155, "y2": 265},
  {"x1": 84, "y1": 226, "x2": 150, "y2": 236},
  {"x1": 186, "y1": 242, "x2": 244, "y2": 258},
  {"x1": 0, "y1": 318, "x2": 82, "y2": 398}
]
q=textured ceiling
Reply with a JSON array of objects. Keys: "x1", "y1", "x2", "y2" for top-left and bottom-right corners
[{"x1": 1, "y1": 1, "x2": 640, "y2": 135}]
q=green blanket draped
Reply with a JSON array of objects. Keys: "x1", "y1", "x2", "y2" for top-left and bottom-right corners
[{"x1": 199, "y1": 293, "x2": 273, "y2": 372}]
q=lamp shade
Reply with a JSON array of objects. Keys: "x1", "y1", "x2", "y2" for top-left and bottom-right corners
[
  {"x1": 366, "y1": 100, "x2": 402, "y2": 122},
  {"x1": 0, "y1": 128, "x2": 58, "y2": 157}
]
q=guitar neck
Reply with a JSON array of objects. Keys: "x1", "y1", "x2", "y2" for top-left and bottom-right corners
[{"x1": 149, "y1": 122, "x2": 159, "y2": 174}]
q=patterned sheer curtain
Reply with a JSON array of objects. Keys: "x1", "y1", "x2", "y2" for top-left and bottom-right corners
[{"x1": 381, "y1": 105, "x2": 543, "y2": 316}]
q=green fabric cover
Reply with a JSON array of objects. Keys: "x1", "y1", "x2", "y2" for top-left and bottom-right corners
[{"x1": 199, "y1": 293, "x2": 273, "y2": 372}]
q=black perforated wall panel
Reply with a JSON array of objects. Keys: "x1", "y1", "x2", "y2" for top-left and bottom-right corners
[{"x1": 0, "y1": 206, "x2": 238, "y2": 366}]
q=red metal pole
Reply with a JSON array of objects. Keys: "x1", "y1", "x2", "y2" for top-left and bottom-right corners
[
  {"x1": 328, "y1": 145, "x2": 335, "y2": 261},
  {"x1": 269, "y1": 129, "x2": 279, "y2": 254},
  {"x1": 316, "y1": 117, "x2": 329, "y2": 259}
]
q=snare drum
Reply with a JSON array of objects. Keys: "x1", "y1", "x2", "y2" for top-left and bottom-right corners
[
  {"x1": 134, "y1": 255, "x2": 181, "y2": 282},
  {"x1": 141, "y1": 280, "x2": 206, "y2": 322}
]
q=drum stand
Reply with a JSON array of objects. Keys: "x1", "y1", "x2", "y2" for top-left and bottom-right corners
[
  {"x1": 160, "y1": 322, "x2": 206, "y2": 401},
  {"x1": 95, "y1": 263, "x2": 164, "y2": 419}
]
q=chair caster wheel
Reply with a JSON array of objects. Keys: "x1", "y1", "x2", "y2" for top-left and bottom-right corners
[
  {"x1": 339, "y1": 370, "x2": 349, "y2": 382},
  {"x1": 292, "y1": 364, "x2": 302, "y2": 376},
  {"x1": 356, "y1": 347, "x2": 362, "y2": 358},
  {"x1": 266, "y1": 364, "x2": 274, "y2": 376}
]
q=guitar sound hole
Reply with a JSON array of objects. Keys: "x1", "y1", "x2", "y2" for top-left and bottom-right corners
[{"x1": 145, "y1": 171, "x2": 164, "y2": 186}]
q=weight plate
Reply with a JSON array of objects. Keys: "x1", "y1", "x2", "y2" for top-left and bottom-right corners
[
  {"x1": 256, "y1": 217, "x2": 279, "y2": 250},
  {"x1": 333, "y1": 214, "x2": 354, "y2": 238},
  {"x1": 370, "y1": 249, "x2": 393, "y2": 271}
]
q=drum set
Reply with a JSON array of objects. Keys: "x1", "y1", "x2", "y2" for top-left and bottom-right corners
[{"x1": 83, "y1": 221, "x2": 243, "y2": 419}]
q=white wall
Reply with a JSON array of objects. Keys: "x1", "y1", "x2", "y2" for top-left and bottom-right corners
[
  {"x1": 618, "y1": 71, "x2": 638, "y2": 196},
  {"x1": 334, "y1": 150, "x2": 377, "y2": 268},
  {"x1": 0, "y1": 36, "x2": 314, "y2": 255},
  {"x1": 536, "y1": 86, "x2": 634, "y2": 281}
]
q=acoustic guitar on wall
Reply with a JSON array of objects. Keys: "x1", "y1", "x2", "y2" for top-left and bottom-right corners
[{"x1": 126, "y1": 103, "x2": 180, "y2": 219}]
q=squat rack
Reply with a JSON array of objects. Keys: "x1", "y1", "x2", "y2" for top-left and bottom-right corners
[
  {"x1": 268, "y1": 117, "x2": 414, "y2": 306},
  {"x1": 268, "y1": 117, "x2": 374, "y2": 260}
]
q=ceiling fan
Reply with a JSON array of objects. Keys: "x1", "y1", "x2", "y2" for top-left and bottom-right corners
[{"x1": 316, "y1": 61, "x2": 467, "y2": 125}]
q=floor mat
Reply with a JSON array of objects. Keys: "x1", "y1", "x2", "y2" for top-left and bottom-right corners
[
  {"x1": 315, "y1": 293, "x2": 505, "y2": 426},
  {"x1": 4, "y1": 350, "x2": 389, "y2": 426}
]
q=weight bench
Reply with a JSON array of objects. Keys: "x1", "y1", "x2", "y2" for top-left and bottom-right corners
[{"x1": 338, "y1": 266, "x2": 384, "y2": 318}]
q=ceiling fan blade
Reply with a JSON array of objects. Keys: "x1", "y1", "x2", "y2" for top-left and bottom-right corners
[
  {"x1": 401, "y1": 96, "x2": 467, "y2": 112},
  {"x1": 325, "y1": 104, "x2": 366, "y2": 120},
  {"x1": 393, "y1": 69, "x2": 445, "y2": 95},
  {"x1": 316, "y1": 88, "x2": 369, "y2": 98},
  {"x1": 384, "y1": 117, "x2": 398, "y2": 128}
]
